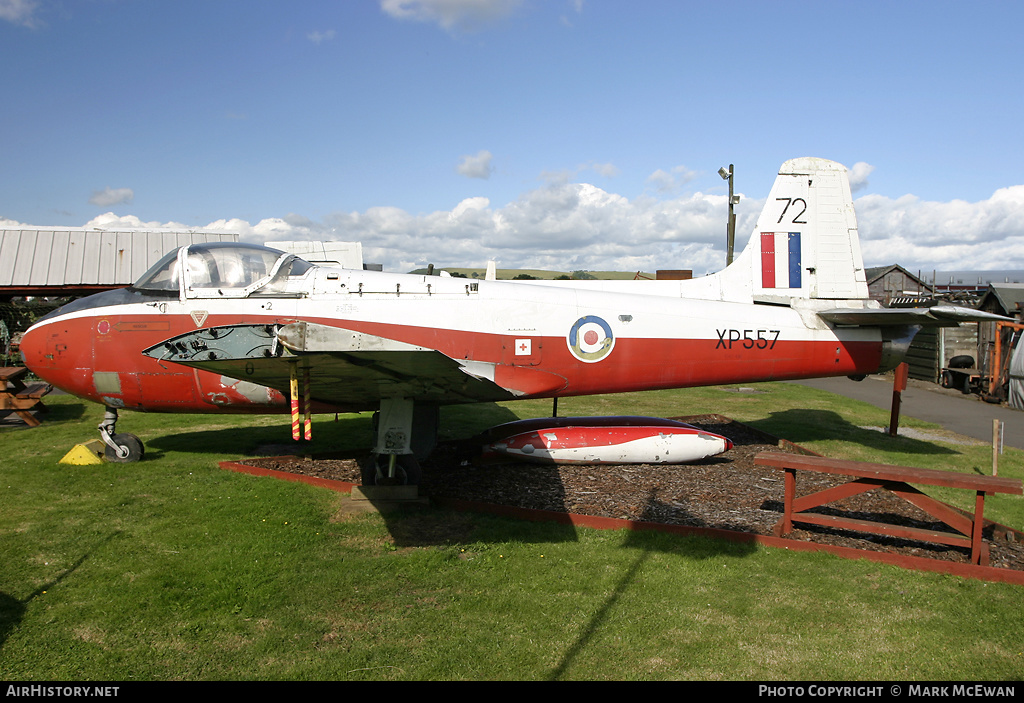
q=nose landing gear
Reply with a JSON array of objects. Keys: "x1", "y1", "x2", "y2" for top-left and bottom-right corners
[
  {"x1": 361, "y1": 399, "x2": 436, "y2": 486},
  {"x1": 99, "y1": 406, "x2": 145, "y2": 463}
]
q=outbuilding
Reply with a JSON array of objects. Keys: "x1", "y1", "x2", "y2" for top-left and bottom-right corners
[{"x1": 0, "y1": 227, "x2": 239, "y2": 299}]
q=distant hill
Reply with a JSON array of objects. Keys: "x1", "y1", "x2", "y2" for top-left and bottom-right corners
[{"x1": 407, "y1": 267, "x2": 656, "y2": 281}]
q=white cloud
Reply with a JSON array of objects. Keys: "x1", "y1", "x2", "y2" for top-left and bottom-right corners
[
  {"x1": 26, "y1": 175, "x2": 1024, "y2": 278},
  {"x1": 380, "y1": 0, "x2": 523, "y2": 33},
  {"x1": 450, "y1": 196, "x2": 490, "y2": 220},
  {"x1": 225, "y1": 181, "x2": 740, "y2": 274},
  {"x1": 646, "y1": 170, "x2": 675, "y2": 193},
  {"x1": 848, "y1": 162, "x2": 875, "y2": 193},
  {"x1": 456, "y1": 150, "x2": 494, "y2": 179},
  {"x1": 854, "y1": 185, "x2": 1024, "y2": 270},
  {"x1": 307, "y1": 29, "x2": 335, "y2": 45},
  {"x1": 241, "y1": 181, "x2": 1024, "y2": 275},
  {"x1": 83, "y1": 213, "x2": 192, "y2": 231},
  {"x1": 646, "y1": 165, "x2": 697, "y2": 194},
  {"x1": 89, "y1": 187, "x2": 135, "y2": 207},
  {"x1": 0, "y1": 0, "x2": 39, "y2": 28},
  {"x1": 585, "y1": 161, "x2": 618, "y2": 178},
  {"x1": 538, "y1": 162, "x2": 618, "y2": 186}
]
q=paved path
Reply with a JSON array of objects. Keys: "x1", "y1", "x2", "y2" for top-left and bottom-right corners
[{"x1": 790, "y1": 375, "x2": 1023, "y2": 450}]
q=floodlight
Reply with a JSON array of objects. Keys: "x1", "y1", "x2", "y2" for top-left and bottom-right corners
[{"x1": 718, "y1": 166, "x2": 730, "y2": 180}]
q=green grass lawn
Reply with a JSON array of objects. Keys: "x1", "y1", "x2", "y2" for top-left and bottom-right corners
[{"x1": 1, "y1": 384, "x2": 1023, "y2": 681}]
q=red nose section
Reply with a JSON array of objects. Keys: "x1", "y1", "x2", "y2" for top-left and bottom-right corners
[
  {"x1": 19, "y1": 321, "x2": 55, "y2": 376},
  {"x1": 19, "y1": 318, "x2": 94, "y2": 401},
  {"x1": 21, "y1": 312, "x2": 291, "y2": 413},
  {"x1": 17, "y1": 323, "x2": 46, "y2": 371}
]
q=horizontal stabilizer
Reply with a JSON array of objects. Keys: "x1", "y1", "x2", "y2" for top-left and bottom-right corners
[{"x1": 818, "y1": 305, "x2": 1012, "y2": 327}]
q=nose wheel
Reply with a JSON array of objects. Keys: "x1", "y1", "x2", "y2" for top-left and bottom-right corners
[
  {"x1": 361, "y1": 453, "x2": 422, "y2": 486},
  {"x1": 363, "y1": 399, "x2": 434, "y2": 486},
  {"x1": 99, "y1": 407, "x2": 145, "y2": 463}
]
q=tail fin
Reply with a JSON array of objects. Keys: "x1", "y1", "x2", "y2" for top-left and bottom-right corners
[
  {"x1": 735, "y1": 157, "x2": 868, "y2": 301},
  {"x1": 734, "y1": 159, "x2": 1010, "y2": 332}
]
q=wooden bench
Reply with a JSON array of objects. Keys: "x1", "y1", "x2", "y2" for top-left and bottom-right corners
[
  {"x1": 754, "y1": 452, "x2": 1023, "y2": 566},
  {"x1": 0, "y1": 367, "x2": 51, "y2": 427}
]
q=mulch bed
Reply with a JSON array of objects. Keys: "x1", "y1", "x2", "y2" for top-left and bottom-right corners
[{"x1": 239, "y1": 415, "x2": 1024, "y2": 572}]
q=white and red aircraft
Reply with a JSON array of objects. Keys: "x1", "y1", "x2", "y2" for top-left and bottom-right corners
[{"x1": 19, "y1": 157, "x2": 1003, "y2": 481}]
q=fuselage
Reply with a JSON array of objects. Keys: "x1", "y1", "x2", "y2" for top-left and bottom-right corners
[{"x1": 20, "y1": 253, "x2": 885, "y2": 414}]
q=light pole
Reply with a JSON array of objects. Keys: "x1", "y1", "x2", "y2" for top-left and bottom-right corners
[{"x1": 718, "y1": 164, "x2": 739, "y2": 266}]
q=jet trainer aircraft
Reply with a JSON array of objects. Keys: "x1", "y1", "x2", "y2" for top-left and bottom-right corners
[{"x1": 20, "y1": 157, "x2": 1005, "y2": 482}]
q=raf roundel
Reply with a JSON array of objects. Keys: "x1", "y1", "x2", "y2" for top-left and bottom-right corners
[{"x1": 567, "y1": 315, "x2": 615, "y2": 363}]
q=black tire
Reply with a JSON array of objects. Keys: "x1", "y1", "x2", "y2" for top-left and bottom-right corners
[
  {"x1": 948, "y1": 355, "x2": 974, "y2": 369},
  {"x1": 361, "y1": 454, "x2": 421, "y2": 486},
  {"x1": 960, "y1": 373, "x2": 972, "y2": 395},
  {"x1": 940, "y1": 370, "x2": 953, "y2": 389},
  {"x1": 360, "y1": 460, "x2": 377, "y2": 487},
  {"x1": 105, "y1": 433, "x2": 145, "y2": 463},
  {"x1": 399, "y1": 454, "x2": 422, "y2": 485}
]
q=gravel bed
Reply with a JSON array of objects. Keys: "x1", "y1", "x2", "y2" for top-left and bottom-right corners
[{"x1": 241, "y1": 415, "x2": 1024, "y2": 571}]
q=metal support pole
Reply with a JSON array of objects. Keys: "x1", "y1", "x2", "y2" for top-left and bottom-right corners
[
  {"x1": 993, "y1": 419, "x2": 1002, "y2": 475},
  {"x1": 889, "y1": 363, "x2": 909, "y2": 437},
  {"x1": 726, "y1": 164, "x2": 736, "y2": 266}
]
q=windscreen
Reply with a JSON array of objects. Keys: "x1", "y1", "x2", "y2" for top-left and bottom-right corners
[
  {"x1": 133, "y1": 249, "x2": 181, "y2": 292},
  {"x1": 186, "y1": 245, "x2": 284, "y2": 289}
]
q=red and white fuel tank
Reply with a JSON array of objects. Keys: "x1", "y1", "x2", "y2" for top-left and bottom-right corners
[{"x1": 481, "y1": 416, "x2": 733, "y2": 465}]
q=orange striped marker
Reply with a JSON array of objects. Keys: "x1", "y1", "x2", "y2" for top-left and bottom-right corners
[
  {"x1": 303, "y1": 366, "x2": 312, "y2": 441},
  {"x1": 289, "y1": 363, "x2": 300, "y2": 441}
]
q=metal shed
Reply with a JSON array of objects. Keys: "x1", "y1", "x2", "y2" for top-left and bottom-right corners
[{"x1": 0, "y1": 228, "x2": 238, "y2": 297}]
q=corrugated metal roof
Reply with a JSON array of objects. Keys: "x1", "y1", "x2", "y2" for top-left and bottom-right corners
[
  {"x1": 0, "y1": 229, "x2": 238, "y2": 288},
  {"x1": 930, "y1": 270, "x2": 1024, "y2": 286},
  {"x1": 979, "y1": 283, "x2": 1024, "y2": 317}
]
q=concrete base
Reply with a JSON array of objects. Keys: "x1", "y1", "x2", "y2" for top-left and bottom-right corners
[{"x1": 350, "y1": 484, "x2": 430, "y2": 510}]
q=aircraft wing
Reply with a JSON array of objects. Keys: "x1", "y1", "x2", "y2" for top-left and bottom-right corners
[
  {"x1": 818, "y1": 304, "x2": 1013, "y2": 327},
  {"x1": 141, "y1": 321, "x2": 518, "y2": 408}
]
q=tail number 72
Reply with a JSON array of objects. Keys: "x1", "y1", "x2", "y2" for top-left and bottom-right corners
[
  {"x1": 716, "y1": 329, "x2": 780, "y2": 350},
  {"x1": 776, "y1": 197, "x2": 807, "y2": 224}
]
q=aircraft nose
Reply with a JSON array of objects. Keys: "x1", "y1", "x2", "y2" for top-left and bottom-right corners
[
  {"x1": 18, "y1": 322, "x2": 50, "y2": 372},
  {"x1": 18, "y1": 319, "x2": 82, "y2": 395}
]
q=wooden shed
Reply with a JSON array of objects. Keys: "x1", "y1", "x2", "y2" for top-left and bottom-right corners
[{"x1": 865, "y1": 265, "x2": 932, "y2": 304}]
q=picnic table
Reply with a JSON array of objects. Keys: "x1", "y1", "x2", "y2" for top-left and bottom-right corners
[
  {"x1": 0, "y1": 366, "x2": 51, "y2": 427},
  {"x1": 754, "y1": 451, "x2": 1023, "y2": 566}
]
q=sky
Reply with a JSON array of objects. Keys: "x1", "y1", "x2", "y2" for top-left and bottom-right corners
[{"x1": 2, "y1": 0, "x2": 1024, "y2": 277}]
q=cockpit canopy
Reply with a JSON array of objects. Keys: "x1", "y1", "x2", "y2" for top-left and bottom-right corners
[{"x1": 133, "y1": 242, "x2": 312, "y2": 298}]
